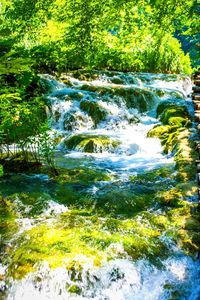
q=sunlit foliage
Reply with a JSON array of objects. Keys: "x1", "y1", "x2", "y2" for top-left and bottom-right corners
[{"x1": 0, "y1": 0, "x2": 197, "y2": 73}]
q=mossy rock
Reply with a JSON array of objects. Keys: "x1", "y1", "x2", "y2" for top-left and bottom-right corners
[
  {"x1": 71, "y1": 70, "x2": 99, "y2": 81},
  {"x1": 154, "y1": 89, "x2": 166, "y2": 97},
  {"x1": 54, "y1": 110, "x2": 61, "y2": 122},
  {"x1": 63, "y1": 112, "x2": 91, "y2": 131},
  {"x1": 156, "y1": 100, "x2": 189, "y2": 117},
  {"x1": 80, "y1": 84, "x2": 113, "y2": 95},
  {"x1": 156, "y1": 188, "x2": 183, "y2": 207},
  {"x1": 63, "y1": 114, "x2": 77, "y2": 131},
  {"x1": 7, "y1": 198, "x2": 196, "y2": 280},
  {"x1": 184, "y1": 217, "x2": 200, "y2": 231},
  {"x1": 110, "y1": 76, "x2": 124, "y2": 84},
  {"x1": 6, "y1": 204, "x2": 175, "y2": 280},
  {"x1": 156, "y1": 101, "x2": 177, "y2": 117},
  {"x1": 52, "y1": 89, "x2": 84, "y2": 100},
  {"x1": 168, "y1": 116, "x2": 191, "y2": 128},
  {"x1": 59, "y1": 75, "x2": 73, "y2": 86},
  {"x1": 53, "y1": 133, "x2": 64, "y2": 145},
  {"x1": 93, "y1": 185, "x2": 155, "y2": 217},
  {"x1": 79, "y1": 84, "x2": 156, "y2": 113},
  {"x1": 80, "y1": 84, "x2": 100, "y2": 93},
  {"x1": 148, "y1": 101, "x2": 192, "y2": 156},
  {"x1": 80, "y1": 100, "x2": 107, "y2": 126},
  {"x1": 57, "y1": 168, "x2": 112, "y2": 184},
  {"x1": 170, "y1": 91, "x2": 184, "y2": 99},
  {"x1": 7, "y1": 192, "x2": 51, "y2": 217},
  {"x1": 147, "y1": 125, "x2": 178, "y2": 154},
  {"x1": 0, "y1": 196, "x2": 18, "y2": 240},
  {"x1": 160, "y1": 105, "x2": 190, "y2": 126},
  {"x1": 113, "y1": 87, "x2": 156, "y2": 112},
  {"x1": 147, "y1": 125, "x2": 171, "y2": 139},
  {"x1": 64, "y1": 134, "x2": 120, "y2": 153},
  {"x1": 129, "y1": 166, "x2": 175, "y2": 185},
  {"x1": 68, "y1": 285, "x2": 82, "y2": 294}
]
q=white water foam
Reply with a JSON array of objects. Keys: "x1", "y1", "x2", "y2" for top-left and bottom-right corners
[{"x1": 6, "y1": 256, "x2": 200, "y2": 300}]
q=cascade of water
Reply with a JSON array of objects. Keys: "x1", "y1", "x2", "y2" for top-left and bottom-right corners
[
  {"x1": 43, "y1": 71, "x2": 194, "y2": 177},
  {"x1": 1, "y1": 71, "x2": 199, "y2": 300}
]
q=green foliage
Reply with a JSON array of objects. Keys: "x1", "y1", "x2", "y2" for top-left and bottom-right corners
[
  {"x1": 0, "y1": 165, "x2": 3, "y2": 177},
  {"x1": 0, "y1": 0, "x2": 196, "y2": 73},
  {"x1": 0, "y1": 67, "x2": 55, "y2": 169},
  {"x1": 142, "y1": 34, "x2": 192, "y2": 74}
]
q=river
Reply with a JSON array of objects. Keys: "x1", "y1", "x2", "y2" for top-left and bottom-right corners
[{"x1": 0, "y1": 71, "x2": 200, "y2": 300}]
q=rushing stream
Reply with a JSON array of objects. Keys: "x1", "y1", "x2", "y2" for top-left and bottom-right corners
[{"x1": 0, "y1": 71, "x2": 200, "y2": 300}]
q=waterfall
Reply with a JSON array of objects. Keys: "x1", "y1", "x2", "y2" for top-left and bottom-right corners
[
  {"x1": 1, "y1": 71, "x2": 199, "y2": 300},
  {"x1": 43, "y1": 71, "x2": 193, "y2": 176}
]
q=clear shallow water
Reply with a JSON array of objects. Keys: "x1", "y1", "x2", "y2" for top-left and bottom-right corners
[{"x1": 0, "y1": 71, "x2": 199, "y2": 300}]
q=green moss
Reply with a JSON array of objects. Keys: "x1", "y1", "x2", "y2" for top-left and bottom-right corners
[
  {"x1": 78, "y1": 85, "x2": 156, "y2": 113},
  {"x1": 9, "y1": 221, "x2": 103, "y2": 279},
  {"x1": 156, "y1": 188, "x2": 183, "y2": 207},
  {"x1": 156, "y1": 101, "x2": 186, "y2": 117},
  {"x1": 113, "y1": 87, "x2": 156, "y2": 112},
  {"x1": 57, "y1": 167, "x2": 113, "y2": 184},
  {"x1": 156, "y1": 101, "x2": 173, "y2": 116},
  {"x1": 147, "y1": 124, "x2": 180, "y2": 154},
  {"x1": 68, "y1": 285, "x2": 82, "y2": 294},
  {"x1": 80, "y1": 84, "x2": 102, "y2": 93},
  {"x1": 80, "y1": 100, "x2": 107, "y2": 127},
  {"x1": 7, "y1": 192, "x2": 51, "y2": 217},
  {"x1": 5, "y1": 182, "x2": 200, "y2": 280},
  {"x1": 0, "y1": 196, "x2": 18, "y2": 240},
  {"x1": 154, "y1": 89, "x2": 166, "y2": 97},
  {"x1": 148, "y1": 100, "x2": 194, "y2": 164},
  {"x1": 64, "y1": 134, "x2": 120, "y2": 153},
  {"x1": 129, "y1": 165, "x2": 175, "y2": 185},
  {"x1": 0, "y1": 165, "x2": 3, "y2": 177},
  {"x1": 53, "y1": 133, "x2": 64, "y2": 145},
  {"x1": 110, "y1": 76, "x2": 124, "y2": 84},
  {"x1": 147, "y1": 125, "x2": 171, "y2": 139},
  {"x1": 72, "y1": 70, "x2": 101, "y2": 81},
  {"x1": 7, "y1": 207, "x2": 173, "y2": 279},
  {"x1": 94, "y1": 191, "x2": 154, "y2": 217},
  {"x1": 168, "y1": 116, "x2": 190, "y2": 128},
  {"x1": 160, "y1": 106, "x2": 190, "y2": 126}
]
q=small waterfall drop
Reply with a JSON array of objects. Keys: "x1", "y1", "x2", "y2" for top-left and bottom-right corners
[{"x1": 43, "y1": 71, "x2": 193, "y2": 177}]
